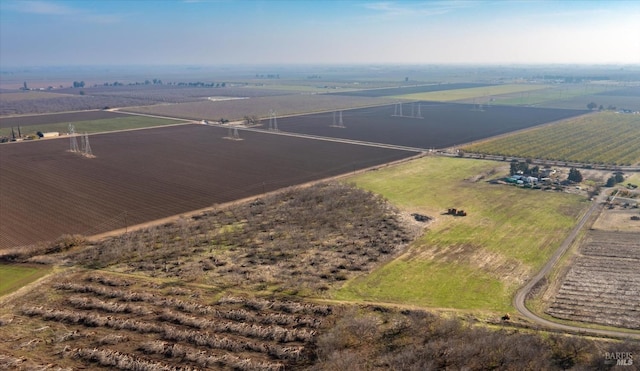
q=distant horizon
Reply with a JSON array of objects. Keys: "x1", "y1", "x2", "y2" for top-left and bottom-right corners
[
  {"x1": 1, "y1": 0, "x2": 639, "y2": 67},
  {"x1": 3, "y1": 62, "x2": 640, "y2": 70}
]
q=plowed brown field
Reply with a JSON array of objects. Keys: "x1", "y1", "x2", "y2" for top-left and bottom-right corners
[
  {"x1": 273, "y1": 102, "x2": 588, "y2": 149},
  {"x1": 0, "y1": 124, "x2": 414, "y2": 249}
]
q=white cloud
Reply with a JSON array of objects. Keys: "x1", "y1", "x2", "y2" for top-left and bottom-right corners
[
  {"x1": 8, "y1": 0, "x2": 78, "y2": 15},
  {"x1": 363, "y1": 1, "x2": 474, "y2": 18},
  {"x1": 3, "y1": 0, "x2": 126, "y2": 24}
]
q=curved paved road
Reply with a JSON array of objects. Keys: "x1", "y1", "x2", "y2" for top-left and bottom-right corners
[{"x1": 513, "y1": 192, "x2": 640, "y2": 340}]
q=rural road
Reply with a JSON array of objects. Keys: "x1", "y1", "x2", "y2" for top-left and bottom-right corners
[{"x1": 513, "y1": 192, "x2": 640, "y2": 340}]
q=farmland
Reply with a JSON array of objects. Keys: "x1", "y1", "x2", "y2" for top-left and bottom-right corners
[
  {"x1": 535, "y1": 85, "x2": 640, "y2": 111},
  {"x1": 0, "y1": 264, "x2": 50, "y2": 296},
  {"x1": 0, "y1": 85, "x2": 294, "y2": 116},
  {"x1": 333, "y1": 156, "x2": 588, "y2": 312},
  {"x1": 122, "y1": 94, "x2": 396, "y2": 122},
  {"x1": 2, "y1": 268, "x2": 629, "y2": 370},
  {"x1": 326, "y1": 83, "x2": 495, "y2": 97},
  {"x1": 462, "y1": 111, "x2": 640, "y2": 166},
  {"x1": 0, "y1": 93, "x2": 151, "y2": 116},
  {"x1": 546, "y1": 230, "x2": 640, "y2": 329},
  {"x1": 390, "y1": 83, "x2": 551, "y2": 102},
  {"x1": 1, "y1": 175, "x2": 632, "y2": 369},
  {"x1": 272, "y1": 102, "x2": 588, "y2": 149},
  {"x1": 0, "y1": 124, "x2": 414, "y2": 249},
  {"x1": 0, "y1": 110, "x2": 131, "y2": 128},
  {"x1": 467, "y1": 84, "x2": 615, "y2": 107},
  {"x1": 3, "y1": 63, "x2": 640, "y2": 369},
  {"x1": 0, "y1": 115, "x2": 185, "y2": 138},
  {"x1": 0, "y1": 270, "x2": 335, "y2": 370}
]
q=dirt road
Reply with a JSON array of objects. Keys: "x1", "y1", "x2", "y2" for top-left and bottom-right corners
[{"x1": 513, "y1": 192, "x2": 640, "y2": 340}]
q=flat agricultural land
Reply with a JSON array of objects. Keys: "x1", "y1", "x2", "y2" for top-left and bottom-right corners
[
  {"x1": 0, "y1": 124, "x2": 414, "y2": 249},
  {"x1": 0, "y1": 110, "x2": 132, "y2": 128},
  {"x1": 462, "y1": 111, "x2": 640, "y2": 166},
  {"x1": 0, "y1": 115, "x2": 185, "y2": 138},
  {"x1": 334, "y1": 156, "x2": 588, "y2": 312},
  {"x1": 546, "y1": 230, "x2": 640, "y2": 329},
  {"x1": 326, "y1": 83, "x2": 496, "y2": 97},
  {"x1": 0, "y1": 85, "x2": 294, "y2": 116},
  {"x1": 474, "y1": 84, "x2": 615, "y2": 108},
  {"x1": 0, "y1": 264, "x2": 50, "y2": 296},
  {"x1": 121, "y1": 94, "x2": 396, "y2": 122},
  {"x1": 537, "y1": 87, "x2": 640, "y2": 111},
  {"x1": 273, "y1": 103, "x2": 588, "y2": 149},
  {"x1": 390, "y1": 84, "x2": 550, "y2": 102},
  {"x1": 0, "y1": 91, "x2": 75, "y2": 102}
]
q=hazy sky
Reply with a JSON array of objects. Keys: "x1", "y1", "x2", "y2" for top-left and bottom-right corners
[{"x1": 1, "y1": 0, "x2": 639, "y2": 67}]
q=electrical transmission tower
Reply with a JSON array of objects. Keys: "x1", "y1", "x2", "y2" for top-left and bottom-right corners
[
  {"x1": 81, "y1": 133, "x2": 94, "y2": 157},
  {"x1": 268, "y1": 110, "x2": 278, "y2": 131},
  {"x1": 392, "y1": 102, "x2": 404, "y2": 117},
  {"x1": 225, "y1": 126, "x2": 241, "y2": 140},
  {"x1": 393, "y1": 102, "x2": 423, "y2": 119},
  {"x1": 331, "y1": 110, "x2": 345, "y2": 128},
  {"x1": 69, "y1": 124, "x2": 79, "y2": 152}
]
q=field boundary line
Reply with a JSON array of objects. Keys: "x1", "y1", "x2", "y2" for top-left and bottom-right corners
[{"x1": 211, "y1": 123, "x2": 427, "y2": 153}]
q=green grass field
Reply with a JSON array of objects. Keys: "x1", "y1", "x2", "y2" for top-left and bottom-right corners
[
  {"x1": 0, "y1": 116, "x2": 184, "y2": 138},
  {"x1": 334, "y1": 156, "x2": 588, "y2": 312},
  {"x1": 0, "y1": 264, "x2": 51, "y2": 297},
  {"x1": 391, "y1": 84, "x2": 550, "y2": 102},
  {"x1": 489, "y1": 84, "x2": 614, "y2": 107},
  {"x1": 462, "y1": 111, "x2": 640, "y2": 166}
]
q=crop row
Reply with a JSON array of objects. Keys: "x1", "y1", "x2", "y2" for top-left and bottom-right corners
[
  {"x1": 21, "y1": 306, "x2": 307, "y2": 361},
  {"x1": 547, "y1": 232, "x2": 640, "y2": 329},
  {"x1": 568, "y1": 262, "x2": 640, "y2": 277},
  {"x1": 545, "y1": 307, "x2": 640, "y2": 329},
  {"x1": 580, "y1": 232, "x2": 640, "y2": 260},
  {"x1": 583, "y1": 230, "x2": 640, "y2": 244},
  {"x1": 581, "y1": 245, "x2": 640, "y2": 260},
  {"x1": 67, "y1": 295, "x2": 152, "y2": 315},
  {"x1": 53, "y1": 282, "x2": 326, "y2": 328},
  {"x1": 217, "y1": 295, "x2": 333, "y2": 316},
  {"x1": 138, "y1": 341, "x2": 285, "y2": 370},
  {"x1": 73, "y1": 347, "x2": 198, "y2": 371},
  {"x1": 463, "y1": 112, "x2": 640, "y2": 165},
  {"x1": 157, "y1": 309, "x2": 316, "y2": 343}
]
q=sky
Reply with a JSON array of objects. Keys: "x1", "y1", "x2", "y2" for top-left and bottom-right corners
[{"x1": 1, "y1": 0, "x2": 639, "y2": 67}]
